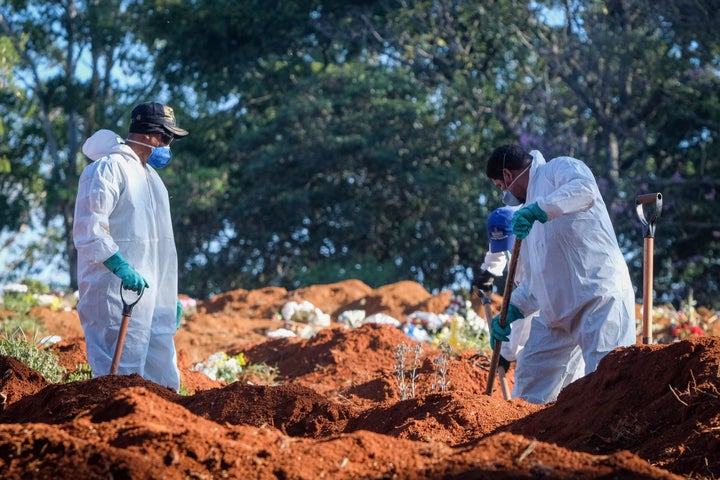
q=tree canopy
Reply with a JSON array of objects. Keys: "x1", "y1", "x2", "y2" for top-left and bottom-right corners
[{"x1": 1, "y1": 0, "x2": 718, "y2": 308}]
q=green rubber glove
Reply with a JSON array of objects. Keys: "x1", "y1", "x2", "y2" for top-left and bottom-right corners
[
  {"x1": 103, "y1": 252, "x2": 149, "y2": 292},
  {"x1": 511, "y1": 202, "x2": 548, "y2": 240},
  {"x1": 176, "y1": 299, "x2": 183, "y2": 330},
  {"x1": 491, "y1": 304, "x2": 525, "y2": 344}
]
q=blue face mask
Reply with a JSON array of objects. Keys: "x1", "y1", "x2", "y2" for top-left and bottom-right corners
[
  {"x1": 126, "y1": 138, "x2": 173, "y2": 169},
  {"x1": 147, "y1": 145, "x2": 172, "y2": 169}
]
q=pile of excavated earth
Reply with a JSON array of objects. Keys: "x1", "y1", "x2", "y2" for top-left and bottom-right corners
[{"x1": 1, "y1": 279, "x2": 718, "y2": 479}]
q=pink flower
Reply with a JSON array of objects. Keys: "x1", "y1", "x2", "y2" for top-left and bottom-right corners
[{"x1": 671, "y1": 323, "x2": 703, "y2": 339}]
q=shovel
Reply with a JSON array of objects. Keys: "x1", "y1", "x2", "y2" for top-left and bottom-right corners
[
  {"x1": 636, "y1": 192, "x2": 662, "y2": 344},
  {"x1": 484, "y1": 239, "x2": 522, "y2": 396},
  {"x1": 480, "y1": 289, "x2": 511, "y2": 400},
  {"x1": 110, "y1": 283, "x2": 144, "y2": 375}
]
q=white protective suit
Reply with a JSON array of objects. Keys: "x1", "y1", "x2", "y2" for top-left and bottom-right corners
[
  {"x1": 73, "y1": 129, "x2": 180, "y2": 391},
  {"x1": 510, "y1": 150, "x2": 636, "y2": 404}
]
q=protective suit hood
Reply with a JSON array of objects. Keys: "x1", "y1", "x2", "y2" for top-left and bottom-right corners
[
  {"x1": 82, "y1": 129, "x2": 133, "y2": 161},
  {"x1": 529, "y1": 149, "x2": 547, "y2": 168}
]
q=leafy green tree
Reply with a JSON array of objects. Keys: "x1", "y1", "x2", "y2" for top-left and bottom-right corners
[
  {"x1": 633, "y1": 63, "x2": 720, "y2": 308},
  {"x1": 0, "y1": 14, "x2": 52, "y2": 279},
  {"x1": 142, "y1": 0, "x2": 551, "y2": 295},
  {"x1": 134, "y1": 0, "x2": 385, "y2": 103},
  {"x1": 1, "y1": 0, "x2": 164, "y2": 288},
  {"x1": 364, "y1": 0, "x2": 565, "y2": 203},
  {"x1": 169, "y1": 64, "x2": 485, "y2": 297},
  {"x1": 2, "y1": 0, "x2": 717, "y2": 310}
]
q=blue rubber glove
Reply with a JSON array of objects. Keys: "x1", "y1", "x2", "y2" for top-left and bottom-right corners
[
  {"x1": 176, "y1": 299, "x2": 183, "y2": 330},
  {"x1": 511, "y1": 202, "x2": 548, "y2": 240},
  {"x1": 491, "y1": 304, "x2": 525, "y2": 344},
  {"x1": 103, "y1": 252, "x2": 149, "y2": 292}
]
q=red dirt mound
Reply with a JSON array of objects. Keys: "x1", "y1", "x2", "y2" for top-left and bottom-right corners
[
  {"x1": 508, "y1": 336, "x2": 720, "y2": 477},
  {"x1": 0, "y1": 279, "x2": 716, "y2": 479}
]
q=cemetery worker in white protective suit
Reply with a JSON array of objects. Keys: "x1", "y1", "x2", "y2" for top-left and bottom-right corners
[
  {"x1": 73, "y1": 102, "x2": 189, "y2": 391},
  {"x1": 485, "y1": 144, "x2": 636, "y2": 404},
  {"x1": 472, "y1": 206, "x2": 536, "y2": 399}
]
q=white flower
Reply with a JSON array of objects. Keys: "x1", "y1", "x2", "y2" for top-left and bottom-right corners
[
  {"x1": 338, "y1": 310, "x2": 366, "y2": 328},
  {"x1": 3, "y1": 283, "x2": 28, "y2": 293},
  {"x1": 35, "y1": 294, "x2": 59, "y2": 307},
  {"x1": 192, "y1": 351, "x2": 247, "y2": 383}
]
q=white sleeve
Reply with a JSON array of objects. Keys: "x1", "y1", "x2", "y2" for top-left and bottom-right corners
[
  {"x1": 481, "y1": 250, "x2": 508, "y2": 276},
  {"x1": 536, "y1": 157, "x2": 597, "y2": 220},
  {"x1": 73, "y1": 160, "x2": 123, "y2": 264}
]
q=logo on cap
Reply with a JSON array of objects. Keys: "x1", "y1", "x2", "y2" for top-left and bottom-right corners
[{"x1": 163, "y1": 105, "x2": 176, "y2": 122}]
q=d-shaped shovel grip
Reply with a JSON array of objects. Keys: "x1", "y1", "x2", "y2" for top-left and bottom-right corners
[
  {"x1": 120, "y1": 283, "x2": 144, "y2": 315},
  {"x1": 110, "y1": 284, "x2": 145, "y2": 375},
  {"x1": 636, "y1": 193, "x2": 662, "y2": 238}
]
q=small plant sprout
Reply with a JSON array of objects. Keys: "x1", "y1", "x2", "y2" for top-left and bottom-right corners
[
  {"x1": 394, "y1": 342, "x2": 423, "y2": 400},
  {"x1": 394, "y1": 343, "x2": 410, "y2": 399},
  {"x1": 431, "y1": 342, "x2": 452, "y2": 393},
  {"x1": 410, "y1": 343, "x2": 422, "y2": 398}
]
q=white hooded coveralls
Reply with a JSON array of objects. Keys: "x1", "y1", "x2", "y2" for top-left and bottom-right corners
[
  {"x1": 510, "y1": 151, "x2": 636, "y2": 404},
  {"x1": 73, "y1": 129, "x2": 180, "y2": 391}
]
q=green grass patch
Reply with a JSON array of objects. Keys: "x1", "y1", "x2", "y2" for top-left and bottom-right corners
[
  {"x1": 65, "y1": 363, "x2": 93, "y2": 383},
  {"x1": 0, "y1": 329, "x2": 66, "y2": 383}
]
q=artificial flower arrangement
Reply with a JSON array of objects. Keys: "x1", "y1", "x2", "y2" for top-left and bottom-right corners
[{"x1": 191, "y1": 351, "x2": 247, "y2": 383}]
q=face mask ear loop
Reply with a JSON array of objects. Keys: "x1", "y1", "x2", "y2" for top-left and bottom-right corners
[
  {"x1": 503, "y1": 149, "x2": 531, "y2": 191},
  {"x1": 125, "y1": 138, "x2": 157, "y2": 150}
]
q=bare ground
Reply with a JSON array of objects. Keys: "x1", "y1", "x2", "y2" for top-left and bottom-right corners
[{"x1": 1, "y1": 279, "x2": 718, "y2": 479}]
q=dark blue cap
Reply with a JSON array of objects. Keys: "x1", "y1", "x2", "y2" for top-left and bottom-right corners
[{"x1": 487, "y1": 207, "x2": 516, "y2": 253}]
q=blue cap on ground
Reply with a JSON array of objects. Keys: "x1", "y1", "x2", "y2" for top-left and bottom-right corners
[{"x1": 487, "y1": 207, "x2": 516, "y2": 253}]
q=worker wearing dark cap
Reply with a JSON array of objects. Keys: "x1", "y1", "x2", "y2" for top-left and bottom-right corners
[{"x1": 73, "y1": 102, "x2": 189, "y2": 391}]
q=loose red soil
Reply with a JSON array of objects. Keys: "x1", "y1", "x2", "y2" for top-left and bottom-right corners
[{"x1": 1, "y1": 279, "x2": 718, "y2": 479}]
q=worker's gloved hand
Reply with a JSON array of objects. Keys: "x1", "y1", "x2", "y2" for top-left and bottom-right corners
[
  {"x1": 491, "y1": 304, "x2": 524, "y2": 344},
  {"x1": 103, "y1": 252, "x2": 149, "y2": 292},
  {"x1": 511, "y1": 202, "x2": 548, "y2": 240},
  {"x1": 472, "y1": 268, "x2": 496, "y2": 293},
  {"x1": 176, "y1": 299, "x2": 183, "y2": 330}
]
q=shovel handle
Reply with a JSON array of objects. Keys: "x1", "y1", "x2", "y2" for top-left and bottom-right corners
[
  {"x1": 641, "y1": 235, "x2": 655, "y2": 344},
  {"x1": 485, "y1": 239, "x2": 522, "y2": 396},
  {"x1": 480, "y1": 292, "x2": 512, "y2": 400},
  {"x1": 635, "y1": 192, "x2": 662, "y2": 205},
  {"x1": 110, "y1": 313, "x2": 131, "y2": 375},
  {"x1": 636, "y1": 192, "x2": 662, "y2": 344},
  {"x1": 497, "y1": 366, "x2": 512, "y2": 400}
]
